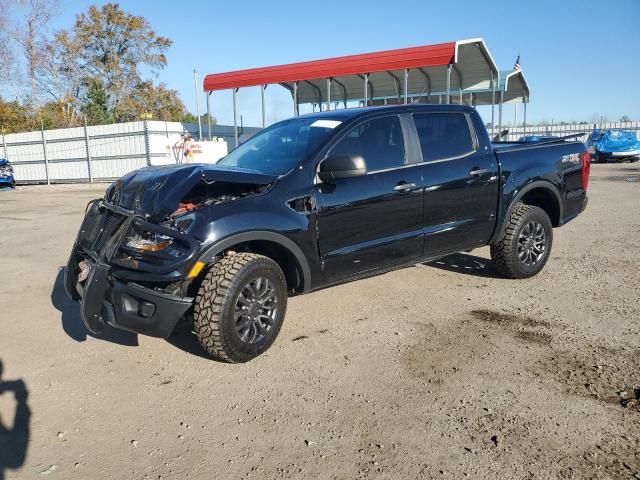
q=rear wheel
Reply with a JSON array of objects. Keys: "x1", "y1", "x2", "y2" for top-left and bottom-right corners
[
  {"x1": 490, "y1": 203, "x2": 553, "y2": 279},
  {"x1": 193, "y1": 253, "x2": 288, "y2": 362}
]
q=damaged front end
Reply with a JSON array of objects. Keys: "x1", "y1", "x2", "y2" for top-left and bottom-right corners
[{"x1": 65, "y1": 164, "x2": 276, "y2": 337}]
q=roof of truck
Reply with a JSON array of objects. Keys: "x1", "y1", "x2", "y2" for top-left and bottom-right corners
[{"x1": 292, "y1": 103, "x2": 475, "y2": 121}]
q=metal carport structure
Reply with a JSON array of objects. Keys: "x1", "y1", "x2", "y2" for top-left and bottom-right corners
[
  {"x1": 203, "y1": 38, "x2": 500, "y2": 147},
  {"x1": 469, "y1": 69, "x2": 530, "y2": 136}
]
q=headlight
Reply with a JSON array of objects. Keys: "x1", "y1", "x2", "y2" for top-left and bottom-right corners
[
  {"x1": 111, "y1": 218, "x2": 198, "y2": 273},
  {"x1": 126, "y1": 232, "x2": 173, "y2": 252}
]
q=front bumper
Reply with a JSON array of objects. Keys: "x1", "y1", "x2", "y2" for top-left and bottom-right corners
[
  {"x1": 64, "y1": 199, "x2": 197, "y2": 338},
  {"x1": 66, "y1": 257, "x2": 193, "y2": 338}
]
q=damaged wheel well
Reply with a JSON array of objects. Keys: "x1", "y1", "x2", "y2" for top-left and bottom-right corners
[{"x1": 227, "y1": 240, "x2": 304, "y2": 294}]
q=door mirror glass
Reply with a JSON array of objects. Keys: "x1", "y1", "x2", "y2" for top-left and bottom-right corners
[{"x1": 318, "y1": 154, "x2": 367, "y2": 182}]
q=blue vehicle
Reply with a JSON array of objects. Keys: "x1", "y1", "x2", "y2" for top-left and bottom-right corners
[
  {"x1": 586, "y1": 129, "x2": 640, "y2": 163},
  {"x1": 0, "y1": 159, "x2": 15, "y2": 190}
]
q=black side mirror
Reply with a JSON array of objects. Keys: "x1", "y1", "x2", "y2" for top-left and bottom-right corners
[{"x1": 318, "y1": 155, "x2": 367, "y2": 183}]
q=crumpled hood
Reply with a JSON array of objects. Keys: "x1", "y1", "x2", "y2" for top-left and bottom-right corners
[{"x1": 105, "y1": 164, "x2": 277, "y2": 222}]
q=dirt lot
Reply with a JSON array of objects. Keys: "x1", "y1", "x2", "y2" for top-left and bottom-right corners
[{"x1": 0, "y1": 162, "x2": 638, "y2": 480}]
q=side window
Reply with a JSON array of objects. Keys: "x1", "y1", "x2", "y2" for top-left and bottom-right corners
[
  {"x1": 413, "y1": 113, "x2": 475, "y2": 162},
  {"x1": 330, "y1": 116, "x2": 406, "y2": 172}
]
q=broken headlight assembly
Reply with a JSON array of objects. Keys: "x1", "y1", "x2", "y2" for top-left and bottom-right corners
[
  {"x1": 126, "y1": 232, "x2": 174, "y2": 252},
  {"x1": 111, "y1": 219, "x2": 199, "y2": 273}
]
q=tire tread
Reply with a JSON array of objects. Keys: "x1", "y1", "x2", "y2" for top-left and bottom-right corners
[
  {"x1": 490, "y1": 203, "x2": 551, "y2": 279},
  {"x1": 193, "y1": 253, "x2": 285, "y2": 363}
]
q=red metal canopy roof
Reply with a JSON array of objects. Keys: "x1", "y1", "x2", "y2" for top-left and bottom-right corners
[{"x1": 203, "y1": 42, "x2": 456, "y2": 92}]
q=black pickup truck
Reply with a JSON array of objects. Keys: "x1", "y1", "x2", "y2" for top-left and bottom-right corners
[{"x1": 65, "y1": 105, "x2": 590, "y2": 362}]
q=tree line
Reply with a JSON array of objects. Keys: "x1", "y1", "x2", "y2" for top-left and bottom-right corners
[{"x1": 0, "y1": 1, "x2": 207, "y2": 133}]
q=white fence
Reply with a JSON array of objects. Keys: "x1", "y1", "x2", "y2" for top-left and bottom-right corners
[
  {"x1": 488, "y1": 121, "x2": 640, "y2": 142},
  {"x1": 0, "y1": 121, "x2": 260, "y2": 184},
  {"x1": 2, "y1": 120, "x2": 639, "y2": 184}
]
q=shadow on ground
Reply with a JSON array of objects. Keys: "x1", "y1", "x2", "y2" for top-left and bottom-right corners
[
  {"x1": 425, "y1": 252, "x2": 503, "y2": 279},
  {"x1": 165, "y1": 323, "x2": 211, "y2": 360},
  {"x1": 51, "y1": 268, "x2": 138, "y2": 346},
  {"x1": 0, "y1": 359, "x2": 30, "y2": 480}
]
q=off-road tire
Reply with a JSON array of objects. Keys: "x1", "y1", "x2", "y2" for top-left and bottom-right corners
[
  {"x1": 490, "y1": 203, "x2": 553, "y2": 279},
  {"x1": 193, "y1": 253, "x2": 287, "y2": 363}
]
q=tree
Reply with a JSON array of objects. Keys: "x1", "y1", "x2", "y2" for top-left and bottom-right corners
[
  {"x1": 0, "y1": 1, "x2": 14, "y2": 84},
  {"x1": 182, "y1": 112, "x2": 217, "y2": 125},
  {"x1": 116, "y1": 82, "x2": 186, "y2": 122},
  {"x1": 620, "y1": 115, "x2": 631, "y2": 123},
  {"x1": 37, "y1": 99, "x2": 81, "y2": 129},
  {"x1": 0, "y1": 98, "x2": 31, "y2": 133},
  {"x1": 11, "y1": 0, "x2": 59, "y2": 108},
  {"x1": 56, "y1": 3, "x2": 172, "y2": 111},
  {"x1": 80, "y1": 78, "x2": 113, "y2": 125}
]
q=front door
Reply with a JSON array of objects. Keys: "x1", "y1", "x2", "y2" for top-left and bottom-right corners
[{"x1": 316, "y1": 115, "x2": 423, "y2": 279}]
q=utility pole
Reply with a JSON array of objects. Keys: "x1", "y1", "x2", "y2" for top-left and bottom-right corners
[{"x1": 193, "y1": 69, "x2": 202, "y2": 141}]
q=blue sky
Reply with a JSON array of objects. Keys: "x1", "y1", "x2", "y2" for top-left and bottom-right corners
[{"x1": 40, "y1": 0, "x2": 640, "y2": 126}]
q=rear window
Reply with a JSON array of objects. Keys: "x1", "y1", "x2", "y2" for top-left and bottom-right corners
[{"x1": 413, "y1": 113, "x2": 475, "y2": 162}]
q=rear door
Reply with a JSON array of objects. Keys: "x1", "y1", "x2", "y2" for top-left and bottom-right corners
[
  {"x1": 315, "y1": 114, "x2": 423, "y2": 279},
  {"x1": 412, "y1": 111, "x2": 499, "y2": 256}
]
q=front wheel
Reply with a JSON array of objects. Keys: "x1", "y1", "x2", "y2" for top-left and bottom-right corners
[
  {"x1": 193, "y1": 253, "x2": 288, "y2": 362},
  {"x1": 490, "y1": 203, "x2": 553, "y2": 279}
]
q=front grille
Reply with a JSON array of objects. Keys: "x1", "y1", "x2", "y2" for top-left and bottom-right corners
[
  {"x1": 93, "y1": 211, "x2": 124, "y2": 253},
  {"x1": 78, "y1": 203, "x2": 126, "y2": 257}
]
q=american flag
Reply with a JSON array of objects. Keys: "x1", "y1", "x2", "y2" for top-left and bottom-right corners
[{"x1": 513, "y1": 55, "x2": 521, "y2": 72}]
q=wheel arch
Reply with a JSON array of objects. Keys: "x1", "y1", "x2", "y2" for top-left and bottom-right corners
[
  {"x1": 198, "y1": 231, "x2": 311, "y2": 294},
  {"x1": 492, "y1": 180, "x2": 563, "y2": 244}
]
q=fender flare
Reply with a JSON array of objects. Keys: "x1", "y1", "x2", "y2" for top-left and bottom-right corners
[
  {"x1": 491, "y1": 180, "x2": 563, "y2": 244},
  {"x1": 198, "y1": 231, "x2": 312, "y2": 292}
]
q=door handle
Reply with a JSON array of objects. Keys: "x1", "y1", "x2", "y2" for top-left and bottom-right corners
[
  {"x1": 393, "y1": 182, "x2": 416, "y2": 192},
  {"x1": 469, "y1": 168, "x2": 488, "y2": 177}
]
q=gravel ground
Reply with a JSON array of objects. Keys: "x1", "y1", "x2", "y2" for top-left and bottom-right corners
[{"x1": 0, "y1": 162, "x2": 638, "y2": 480}]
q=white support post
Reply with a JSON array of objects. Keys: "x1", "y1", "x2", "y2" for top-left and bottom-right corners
[
  {"x1": 326, "y1": 78, "x2": 331, "y2": 111},
  {"x1": 41, "y1": 121, "x2": 50, "y2": 185},
  {"x1": 446, "y1": 64, "x2": 452, "y2": 104},
  {"x1": 363, "y1": 74, "x2": 368, "y2": 106},
  {"x1": 233, "y1": 88, "x2": 238, "y2": 148},
  {"x1": 206, "y1": 92, "x2": 212, "y2": 141},
  {"x1": 143, "y1": 120, "x2": 151, "y2": 166},
  {"x1": 491, "y1": 74, "x2": 496, "y2": 134},
  {"x1": 84, "y1": 115, "x2": 93, "y2": 183},
  {"x1": 261, "y1": 85, "x2": 266, "y2": 128},
  {"x1": 1, "y1": 125, "x2": 8, "y2": 161},
  {"x1": 403, "y1": 69, "x2": 409, "y2": 104},
  {"x1": 498, "y1": 91, "x2": 504, "y2": 140}
]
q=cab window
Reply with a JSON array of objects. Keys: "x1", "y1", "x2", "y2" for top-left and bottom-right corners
[
  {"x1": 413, "y1": 113, "x2": 476, "y2": 162},
  {"x1": 330, "y1": 116, "x2": 406, "y2": 172}
]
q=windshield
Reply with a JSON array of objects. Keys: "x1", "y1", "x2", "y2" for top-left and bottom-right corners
[{"x1": 218, "y1": 117, "x2": 342, "y2": 175}]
